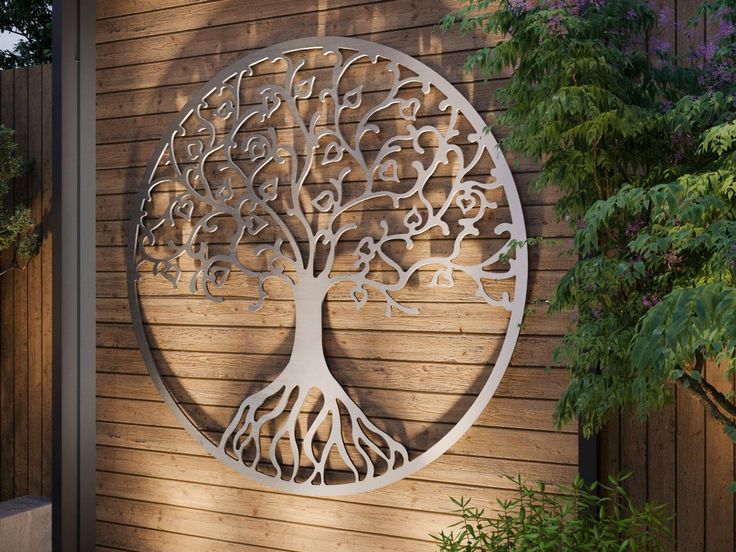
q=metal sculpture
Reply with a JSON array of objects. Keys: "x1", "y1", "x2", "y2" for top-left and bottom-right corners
[{"x1": 128, "y1": 36, "x2": 527, "y2": 496}]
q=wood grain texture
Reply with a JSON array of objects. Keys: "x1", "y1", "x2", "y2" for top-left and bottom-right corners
[
  {"x1": 94, "y1": 0, "x2": 574, "y2": 549},
  {"x1": 0, "y1": 64, "x2": 53, "y2": 500},
  {"x1": 0, "y1": 67, "x2": 15, "y2": 501},
  {"x1": 12, "y1": 67, "x2": 29, "y2": 498},
  {"x1": 41, "y1": 63, "x2": 53, "y2": 498}
]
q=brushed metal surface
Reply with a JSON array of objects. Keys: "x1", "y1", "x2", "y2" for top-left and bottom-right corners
[{"x1": 127, "y1": 36, "x2": 528, "y2": 496}]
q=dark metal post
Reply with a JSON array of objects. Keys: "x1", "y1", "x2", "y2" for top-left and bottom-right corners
[
  {"x1": 52, "y1": 0, "x2": 96, "y2": 549},
  {"x1": 579, "y1": 427, "x2": 599, "y2": 486}
]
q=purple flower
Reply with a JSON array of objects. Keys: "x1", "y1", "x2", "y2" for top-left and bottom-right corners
[
  {"x1": 509, "y1": 0, "x2": 534, "y2": 15},
  {"x1": 552, "y1": 0, "x2": 582, "y2": 13},
  {"x1": 716, "y1": 20, "x2": 736, "y2": 40},
  {"x1": 642, "y1": 293, "x2": 660, "y2": 308},
  {"x1": 576, "y1": 217, "x2": 587, "y2": 229},
  {"x1": 625, "y1": 221, "x2": 645, "y2": 238},
  {"x1": 658, "y1": 6, "x2": 673, "y2": 27},
  {"x1": 590, "y1": 307, "x2": 603, "y2": 320},
  {"x1": 547, "y1": 13, "x2": 567, "y2": 34},
  {"x1": 697, "y1": 41, "x2": 718, "y2": 61},
  {"x1": 625, "y1": 8, "x2": 637, "y2": 20},
  {"x1": 713, "y1": 61, "x2": 736, "y2": 84},
  {"x1": 664, "y1": 250, "x2": 678, "y2": 267},
  {"x1": 651, "y1": 37, "x2": 672, "y2": 54}
]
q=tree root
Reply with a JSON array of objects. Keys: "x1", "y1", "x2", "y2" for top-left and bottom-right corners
[{"x1": 219, "y1": 373, "x2": 409, "y2": 485}]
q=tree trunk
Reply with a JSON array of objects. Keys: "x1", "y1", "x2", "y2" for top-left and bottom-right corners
[{"x1": 218, "y1": 276, "x2": 409, "y2": 486}]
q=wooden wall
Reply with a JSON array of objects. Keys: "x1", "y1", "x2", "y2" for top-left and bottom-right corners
[
  {"x1": 94, "y1": 1, "x2": 579, "y2": 550},
  {"x1": 0, "y1": 64, "x2": 53, "y2": 501}
]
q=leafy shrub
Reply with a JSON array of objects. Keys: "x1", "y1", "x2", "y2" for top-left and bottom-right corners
[
  {"x1": 432, "y1": 475, "x2": 672, "y2": 551},
  {"x1": 0, "y1": 124, "x2": 38, "y2": 273}
]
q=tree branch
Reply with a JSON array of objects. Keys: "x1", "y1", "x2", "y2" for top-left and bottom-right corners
[
  {"x1": 678, "y1": 370, "x2": 736, "y2": 433},
  {"x1": 699, "y1": 370, "x2": 736, "y2": 420}
]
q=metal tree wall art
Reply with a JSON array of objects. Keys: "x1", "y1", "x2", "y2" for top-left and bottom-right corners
[{"x1": 128, "y1": 37, "x2": 528, "y2": 496}]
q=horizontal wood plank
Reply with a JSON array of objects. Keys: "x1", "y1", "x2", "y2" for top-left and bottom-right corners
[
  {"x1": 97, "y1": 321, "x2": 564, "y2": 365},
  {"x1": 97, "y1": 495, "x2": 431, "y2": 552},
  {"x1": 97, "y1": 418, "x2": 577, "y2": 465},
  {"x1": 96, "y1": 444, "x2": 577, "y2": 496},
  {"x1": 96, "y1": 1, "x2": 479, "y2": 68},
  {"x1": 97, "y1": 347, "x2": 569, "y2": 399},
  {"x1": 96, "y1": 377, "x2": 575, "y2": 433}
]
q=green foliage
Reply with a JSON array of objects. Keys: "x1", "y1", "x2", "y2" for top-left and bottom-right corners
[
  {"x1": 444, "y1": 0, "x2": 736, "y2": 442},
  {"x1": 432, "y1": 474, "x2": 672, "y2": 551},
  {"x1": 0, "y1": 124, "x2": 38, "y2": 268},
  {"x1": 555, "y1": 111, "x2": 736, "y2": 436},
  {"x1": 442, "y1": 0, "x2": 700, "y2": 218},
  {"x1": 0, "y1": 0, "x2": 52, "y2": 70}
]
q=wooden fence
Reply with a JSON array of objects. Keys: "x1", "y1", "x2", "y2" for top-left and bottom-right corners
[{"x1": 0, "y1": 64, "x2": 53, "y2": 501}]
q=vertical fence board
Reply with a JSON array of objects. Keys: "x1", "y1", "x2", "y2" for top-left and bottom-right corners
[
  {"x1": 676, "y1": 387, "x2": 706, "y2": 551},
  {"x1": 620, "y1": 415, "x2": 648, "y2": 506},
  {"x1": 0, "y1": 69, "x2": 15, "y2": 502},
  {"x1": 27, "y1": 64, "x2": 44, "y2": 495},
  {"x1": 0, "y1": 64, "x2": 53, "y2": 500},
  {"x1": 12, "y1": 66, "x2": 29, "y2": 498},
  {"x1": 705, "y1": 362, "x2": 735, "y2": 552},
  {"x1": 647, "y1": 401, "x2": 677, "y2": 538},
  {"x1": 599, "y1": 412, "x2": 620, "y2": 484},
  {"x1": 41, "y1": 63, "x2": 53, "y2": 498}
]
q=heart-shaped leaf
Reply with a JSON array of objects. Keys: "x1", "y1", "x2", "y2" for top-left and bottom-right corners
[
  {"x1": 350, "y1": 286, "x2": 369, "y2": 309},
  {"x1": 294, "y1": 76, "x2": 316, "y2": 99},
  {"x1": 343, "y1": 85, "x2": 362, "y2": 109},
  {"x1": 312, "y1": 190, "x2": 336, "y2": 212},
  {"x1": 322, "y1": 141, "x2": 343, "y2": 165},
  {"x1": 259, "y1": 177, "x2": 279, "y2": 202},
  {"x1": 244, "y1": 136, "x2": 267, "y2": 161},
  {"x1": 457, "y1": 192, "x2": 477, "y2": 215},
  {"x1": 245, "y1": 214, "x2": 268, "y2": 235},
  {"x1": 217, "y1": 177, "x2": 234, "y2": 200},
  {"x1": 158, "y1": 262, "x2": 181, "y2": 286},
  {"x1": 378, "y1": 159, "x2": 399, "y2": 183},
  {"x1": 173, "y1": 196, "x2": 194, "y2": 220},
  {"x1": 355, "y1": 238, "x2": 374, "y2": 258},
  {"x1": 404, "y1": 206, "x2": 422, "y2": 230},
  {"x1": 398, "y1": 98, "x2": 420, "y2": 121},
  {"x1": 215, "y1": 99, "x2": 235, "y2": 120},
  {"x1": 209, "y1": 265, "x2": 231, "y2": 287}
]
